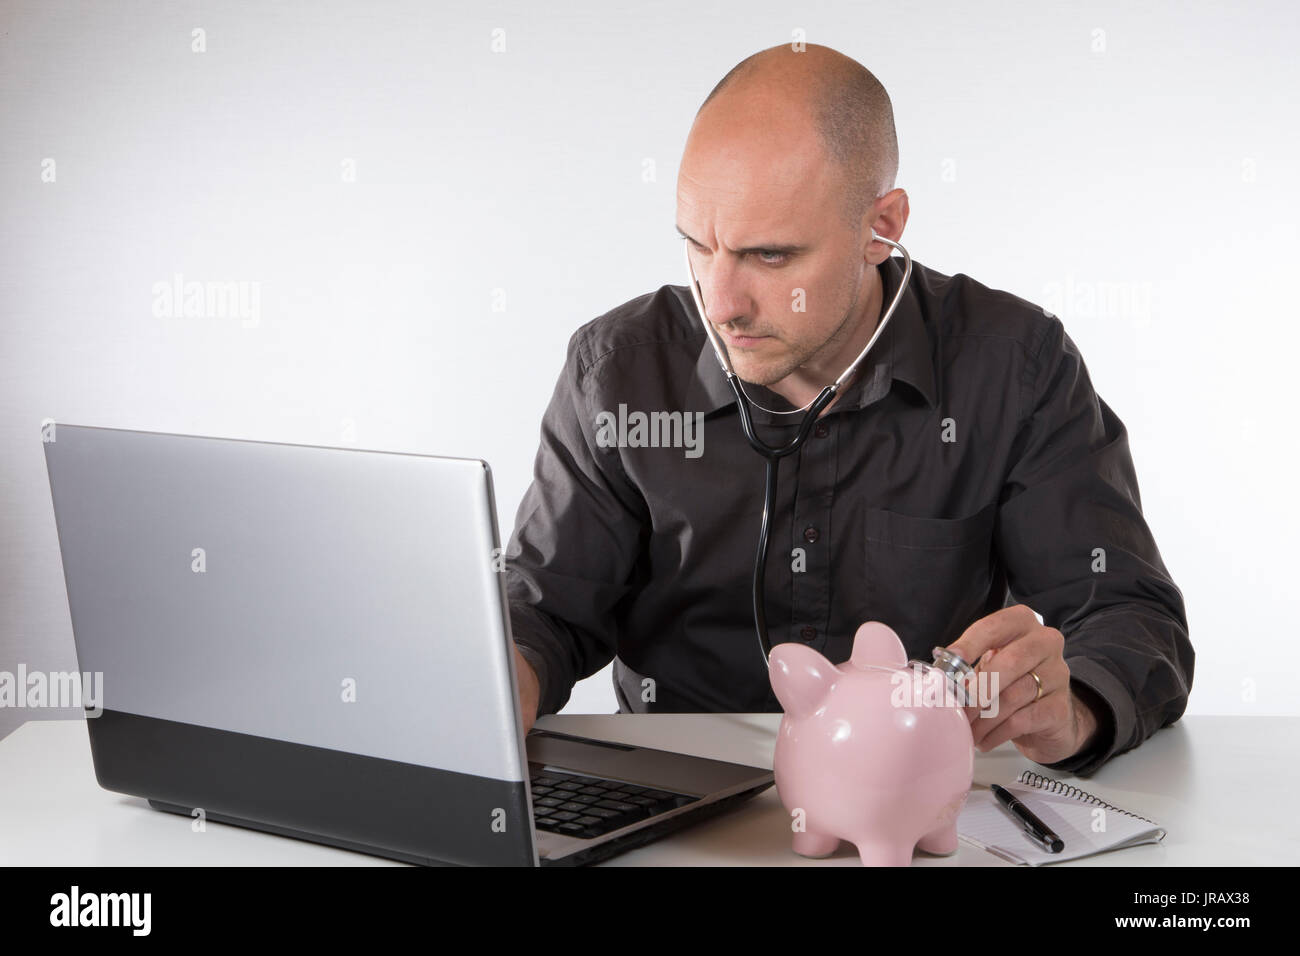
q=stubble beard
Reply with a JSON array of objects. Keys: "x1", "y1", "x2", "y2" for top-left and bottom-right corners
[{"x1": 736, "y1": 269, "x2": 866, "y2": 388}]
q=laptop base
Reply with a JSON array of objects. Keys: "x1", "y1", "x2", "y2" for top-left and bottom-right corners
[
  {"x1": 151, "y1": 779, "x2": 774, "y2": 867},
  {"x1": 148, "y1": 799, "x2": 457, "y2": 866}
]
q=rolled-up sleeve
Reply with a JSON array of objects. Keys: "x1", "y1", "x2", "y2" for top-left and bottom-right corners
[
  {"x1": 994, "y1": 315, "x2": 1194, "y2": 776},
  {"x1": 504, "y1": 328, "x2": 648, "y2": 717}
]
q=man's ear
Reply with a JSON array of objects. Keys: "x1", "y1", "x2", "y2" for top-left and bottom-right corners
[{"x1": 865, "y1": 187, "x2": 910, "y2": 263}]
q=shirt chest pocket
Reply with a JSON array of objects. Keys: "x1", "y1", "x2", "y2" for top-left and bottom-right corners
[{"x1": 861, "y1": 501, "x2": 999, "y2": 656}]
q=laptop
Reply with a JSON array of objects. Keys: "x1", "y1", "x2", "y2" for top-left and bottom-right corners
[{"x1": 41, "y1": 422, "x2": 774, "y2": 866}]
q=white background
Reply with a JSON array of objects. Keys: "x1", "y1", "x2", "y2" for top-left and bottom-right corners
[{"x1": 2, "y1": 0, "x2": 1296, "y2": 741}]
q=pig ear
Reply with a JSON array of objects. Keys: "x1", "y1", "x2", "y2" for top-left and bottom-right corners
[
  {"x1": 768, "y1": 642, "x2": 835, "y2": 717},
  {"x1": 849, "y1": 622, "x2": 907, "y2": 670}
]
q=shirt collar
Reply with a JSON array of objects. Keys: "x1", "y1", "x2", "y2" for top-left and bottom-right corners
[{"x1": 682, "y1": 253, "x2": 937, "y2": 422}]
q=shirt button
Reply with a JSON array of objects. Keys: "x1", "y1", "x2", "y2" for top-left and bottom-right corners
[
  {"x1": 800, "y1": 626, "x2": 817, "y2": 641},
  {"x1": 803, "y1": 526, "x2": 819, "y2": 543},
  {"x1": 814, "y1": 423, "x2": 829, "y2": 438}
]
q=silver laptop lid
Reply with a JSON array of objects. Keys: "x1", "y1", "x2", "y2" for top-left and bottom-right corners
[{"x1": 42, "y1": 423, "x2": 529, "y2": 785}]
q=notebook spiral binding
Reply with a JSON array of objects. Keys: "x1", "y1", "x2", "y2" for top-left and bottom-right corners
[{"x1": 1018, "y1": 771, "x2": 1159, "y2": 826}]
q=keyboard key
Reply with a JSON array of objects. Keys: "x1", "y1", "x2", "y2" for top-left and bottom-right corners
[
  {"x1": 586, "y1": 807, "x2": 621, "y2": 819},
  {"x1": 557, "y1": 822, "x2": 586, "y2": 834},
  {"x1": 535, "y1": 797, "x2": 564, "y2": 808},
  {"x1": 533, "y1": 807, "x2": 555, "y2": 817},
  {"x1": 570, "y1": 794, "x2": 600, "y2": 805},
  {"x1": 595, "y1": 799, "x2": 638, "y2": 812},
  {"x1": 555, "y1": 781, "x2": 584, "y2": 791},
  {"x1": 577, "y1": 786, "x2": 605, "y2": 796},
  {"x1": 575, "y1": 815, "x2": 602, "y2": 827},
  {"x1": 550, "y1": 811, "x2": 580, "y2": 822},
  {"x1": 559, "y1": 801, "x2": 588, "y2": 812}
]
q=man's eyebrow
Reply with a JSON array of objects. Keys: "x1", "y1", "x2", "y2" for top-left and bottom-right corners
[{"x1": 675, "y1": 224, "x2": 807, "y2": 255}]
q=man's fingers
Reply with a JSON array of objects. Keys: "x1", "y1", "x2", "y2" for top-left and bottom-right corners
[
  {"x1": 976, "y1": 690, "x2": 1073, "y2": 753},
  {"x1": 946, "y1": 604, "x2": 1039, "y2": 670},
  {"x1": 961, "y1": 615, "x2": 1061, "y2": 721},
  {"x1": 970, "y1": 653, "x2": 1070, "y2": 748}
]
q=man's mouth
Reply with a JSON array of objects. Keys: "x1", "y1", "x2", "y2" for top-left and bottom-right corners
[{"x1": 721, "y1": 329, "x2": 769, "y2": 349}]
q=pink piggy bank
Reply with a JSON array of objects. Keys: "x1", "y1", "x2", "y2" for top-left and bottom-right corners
[{"x1": 769, "y1": 621, "x2": 974, "y2": 866}]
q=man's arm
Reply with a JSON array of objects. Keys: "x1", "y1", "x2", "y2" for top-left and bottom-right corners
[
  {"x1": 504, "y1": 326, "x2": 648, "y2": 720},
  {"x1": 994, "y1": 314, "x2": 1193, "y2": 776}
]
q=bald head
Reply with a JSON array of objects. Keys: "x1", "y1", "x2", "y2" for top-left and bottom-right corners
[{"x1": 694, "y1": 44, "x2": 898, "y2": 229}]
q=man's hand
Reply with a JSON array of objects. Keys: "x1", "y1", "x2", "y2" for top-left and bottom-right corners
[
  {"x1": 513, "y1": 644, "x2": 540, "y2": 736},
  {"x1": 945, "y1": 604, "x2": 1100, "y2": 765}
]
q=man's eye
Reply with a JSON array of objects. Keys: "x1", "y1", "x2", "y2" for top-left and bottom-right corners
[{"x1": 756, "y1": 251, "x2": 788, "y2": 265}]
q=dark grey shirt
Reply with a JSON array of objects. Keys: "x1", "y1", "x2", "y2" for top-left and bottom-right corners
[{"x1": 505, "y1": 254, "x2": 1193, "y2": 777}]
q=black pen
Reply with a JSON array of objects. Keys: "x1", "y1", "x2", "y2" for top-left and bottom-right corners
[{"x1": 991, "y1": 784, "x2": 1064, "y2": 853}]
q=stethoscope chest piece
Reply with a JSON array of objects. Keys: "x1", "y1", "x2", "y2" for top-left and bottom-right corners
[{"x1": 916, "y1": 646, "x2": 978, "y2": 706}]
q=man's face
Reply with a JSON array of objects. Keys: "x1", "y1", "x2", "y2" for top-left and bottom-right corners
[{"x1": 676, "y1": 125, "x2": 871, "y2": 388}]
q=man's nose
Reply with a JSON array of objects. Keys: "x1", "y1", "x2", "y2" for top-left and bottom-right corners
[{"x1": 695, "y1": 255, "x2": 750, "y2": 327}]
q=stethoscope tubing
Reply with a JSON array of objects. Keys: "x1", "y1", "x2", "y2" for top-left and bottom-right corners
[{"x1": 683, "y1": 232, "x2": 913, "y2": 667}]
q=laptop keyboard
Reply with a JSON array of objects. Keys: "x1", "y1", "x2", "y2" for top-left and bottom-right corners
[{"x1": 530, "y1": 769, "x2": 698, "y2": 840}]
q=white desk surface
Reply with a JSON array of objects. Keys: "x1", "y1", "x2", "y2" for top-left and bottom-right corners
[{"x1": 1, "y1": 714, "x2": 1295, "y2": 866}]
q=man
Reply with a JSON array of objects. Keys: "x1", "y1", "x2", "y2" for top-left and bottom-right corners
[{"x1": 504, "y1": 43, "x2": 1192, "y2": 777}]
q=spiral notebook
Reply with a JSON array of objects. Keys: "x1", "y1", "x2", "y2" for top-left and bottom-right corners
[{"x1": 957, "y1": 771, "x2": 1166, "y2": 865}]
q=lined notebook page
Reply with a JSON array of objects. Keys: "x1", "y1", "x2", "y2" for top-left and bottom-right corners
[{"x1": 958, "y1": 781, "x2": 1166, "y2": 865}]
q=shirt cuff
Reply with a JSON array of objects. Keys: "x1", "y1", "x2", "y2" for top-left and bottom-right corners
[
  {"x1": 508, "y1": 603, "x2": 575, "y2": 718},
  {"x1": 512, "y1": 642, "x2": 550, "y2": 718}
]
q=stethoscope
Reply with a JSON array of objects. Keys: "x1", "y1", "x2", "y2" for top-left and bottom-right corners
[{"x1": 682, "y1": 228, "x2": 919, "y2": 669}]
